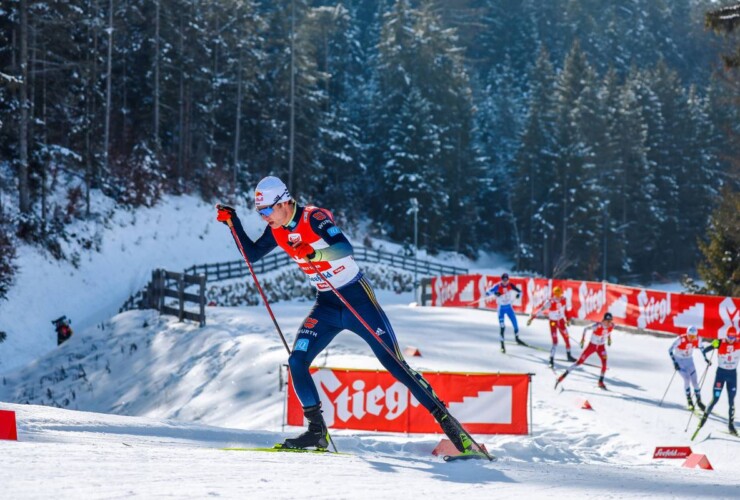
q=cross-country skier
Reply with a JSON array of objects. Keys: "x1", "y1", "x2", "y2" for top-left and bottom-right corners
[
  {"x1": 555, "y1": 312, "x2": 614, "y2": 390},
  {"x1": 693, "y1": 331, "x2": 738, "y2": 438},
  {"x1": 526, "y1": 286, "x2": 576, "y2": 367},
  {"x1": 216, "y1": 176, "x2": 477, "y2": 453},
  {"x1": 485, "y1": 272, "x2": 524, "y2": 353},
  {"x1": 669, "y1": 325, "x2": 708, "y2": 412}
]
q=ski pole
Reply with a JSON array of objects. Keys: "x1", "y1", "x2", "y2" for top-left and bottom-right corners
[
  {"x1": 658, "y1": 369, "x2": 677, "y2": 407},
  {"x1": 684, "y1": 350, "x2": 714, "y2": 432},
  {"x1": 223, "y1": 218, "x2": 339, "y2": 453},
  {"x1": 307, "y1": 261, "x2": 494, "y2": 461},
  {"x1": 224, "y1": 217, "x2": 291, "y2": 354}
]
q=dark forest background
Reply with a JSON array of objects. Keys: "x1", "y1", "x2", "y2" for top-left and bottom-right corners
[{"x1": 1, "y1": 0, "x2": 739, "y2": 297}]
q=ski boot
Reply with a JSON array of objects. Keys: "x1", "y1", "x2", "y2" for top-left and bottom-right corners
[
  {"x1": 566, "y1": 351, "x2": 577, "y2": 362},
  {"x1": 597, "y1": 376, "x2": 607, "y2": 390},
  {"x1": 548, "y1": 356, "x2": 554, "y2": 368},
  {"x1": 500, "y1": 341, "x2": 506, "y2": 354},
  {"x1": 515, "y1": 336, "x2": 528, "y2": 347},
  {"x1": 686, "y1": 394, "x2": 695, "y2": 412},
  {"x1": 282, "y1": 404, "x2": 329, "y2": 450},
  {"x1": 729, "y1": 424, "x2": 738, "y2": 437},
  {"x1": 432, "y1": 406, "x2": 472, "y2": 453},
  {"x1": 695, "y1": 395, "x2": 706, "y2": 412}
]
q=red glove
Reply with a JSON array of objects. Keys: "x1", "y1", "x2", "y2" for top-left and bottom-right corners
[
  {"x1": 290, "y1": 241, "x2": 316, "y2": 260},
  {"x1": 216, "y1": 204, "x2": 236, "y2": 223}
]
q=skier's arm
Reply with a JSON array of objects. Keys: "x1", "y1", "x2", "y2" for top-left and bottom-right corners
[
  {"x1": 701, "y1": 340, "x2": 718, "y2": 364},
  {"x1": 512, "y1": 284, "x2": 522, "y2": 298},
  {"x1": 217, "y1": 205, "x2": 277, "y2": 262},
  {"x1": 580, "y1": 324, "x2": 593, "y2": 348},
  {"x1": 485, "y1": 285, "x2": 499, "y2": 297},
  {"x1": 669, "y1": 337, "x2": 680, "y2": 370},
  {"x1": 527, "y1": 302, "x2": 545, "y2": 326},
  {"x1": 305, "y1": 209, "x2": 353, "y2": 262}
]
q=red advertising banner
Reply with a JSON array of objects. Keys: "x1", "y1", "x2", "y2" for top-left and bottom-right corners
[
  {"x1": 287, "y1": 368, "x2": 530, "y2": 435},
  {"x1": 430, "y1": 275, "x2": 740, "y2": 339},
  {"x1": 653, "y1": 446, "x2": 693, "y2": 459}
]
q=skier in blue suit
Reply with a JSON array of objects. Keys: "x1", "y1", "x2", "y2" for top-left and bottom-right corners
[{"x1": 485, "y1": 273, "x2": 525, "y2": 353}]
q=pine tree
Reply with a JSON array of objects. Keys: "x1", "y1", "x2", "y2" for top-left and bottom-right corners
[
  {"x1": 511, "y1": 47, "x2": 558, "y2": 274},
  {"x1": 698, "y1": 187, "x2": 740, "y2": 296}
]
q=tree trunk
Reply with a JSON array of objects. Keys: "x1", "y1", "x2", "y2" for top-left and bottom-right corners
[
  {"x1": 233, "y1": 49, "x2": 243, "y2": 194},
  {"x1": 154, "y1": 0, "x2": 160, "y2": 151},
  {"x1": 103, "y1": 0, "x2": 114, "y2": 183},
  {"x1": 18, "y1": 0, "x2": 31, "y2": 215}
]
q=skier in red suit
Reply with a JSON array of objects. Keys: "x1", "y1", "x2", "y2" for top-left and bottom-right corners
[
  {"x1": 527, "y1": 286, "x2": 576, "y2": 367},
  {"x1": 555, "y1": 312, "x2": 614, "y2": 390}
]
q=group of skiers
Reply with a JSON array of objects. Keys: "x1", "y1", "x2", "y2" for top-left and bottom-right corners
[
  {"x1": 485, "y1": 274, "x2": 737, "y2": 437},
  {"x1": 215, "y1": 175, "x2": 734, "y2": 455}
]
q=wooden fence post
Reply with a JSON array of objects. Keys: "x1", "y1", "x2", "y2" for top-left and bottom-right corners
[
  {"x1": 199, "y1": 274, "x2": 206, "y2": 327},
  {"x1": 177, "y1": 273, "x2": 185, "y2": 321}
]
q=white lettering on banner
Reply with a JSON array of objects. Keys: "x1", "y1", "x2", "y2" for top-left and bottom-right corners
[
  {"x1": 673, "y1": 303, "x2": 705, "y2": 330},
  {"x1": 578, "y1": 282, "x2": 606, "y2": 319},
  {"x1": 719, "y1": 297, "x2": 739, "y2": 338},
  {"x1": 564, "y1": 287, "x2": 574, "y2": 313},
  {"x1": 312, "y1": 369, "x2": 343, "y2": 426},
  {"x1": 434, "y1": 278, "x2": 458, "y2": 307},
  {"x1": 317, "y1": 371, "x2": 411, "y2": 425},
  {"x1": 609, "y1": 295, "x2": 629, "y2": 319},
  {"x1": 527, "y1": 279, "x2": 551, "y2": 314},
  {"x1": 447, "y1": 387, "x2": 513, "y2": 424},
  {"x1": 637, "y1": 290, "x2": 672, "y2": 329}
]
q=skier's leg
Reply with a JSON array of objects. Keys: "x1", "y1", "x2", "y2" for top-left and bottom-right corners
[
  {"x1": 343, "y1": 277, "x2": 473, "y2": 452},
  {"x1": 727, "y1": 370, "x2": 737, "y2": 433},
  {"x1": 508, "y1": 307, "x2": 520, "y2": 336},
  {"x1": 549, "y1": 320, "x2": 558, "y2": 367},
  {"x1": 498, "y1": 309, "x2": 506, "y2": 352},
  {"x1": 287, "y1": 304, "x2": 342, "y2": 408},
  {"x1": 284, "y1": 303, "x2": 342, "y2": 449},
  {"x1": 596, "y1": 345, "x2": 608, "y2": 375}
]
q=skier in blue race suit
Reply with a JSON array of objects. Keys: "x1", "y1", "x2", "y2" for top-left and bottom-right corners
[
  {"x1": 216, "y1": 176, "x2": 475, "y2": 453},
  {"x1": 485, "y1": 273, "x2": 525, "y2": 353}
]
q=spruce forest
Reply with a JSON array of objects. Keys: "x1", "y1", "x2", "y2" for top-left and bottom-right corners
[{"x1": 1, "y1": 0, "x2": 739, "y2": 293}]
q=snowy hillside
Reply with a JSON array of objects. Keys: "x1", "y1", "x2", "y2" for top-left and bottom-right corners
[
  {"x1": 2, "y1": 290, "x2": 738, "y2": 498},
  {"x1": 0, "y1": 194, "x2": 489, "y2": 374}
]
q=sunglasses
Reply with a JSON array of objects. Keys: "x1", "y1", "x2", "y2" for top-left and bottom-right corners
[{"x1": 257, "y1": 199, "x2": 281, "y2": 217}]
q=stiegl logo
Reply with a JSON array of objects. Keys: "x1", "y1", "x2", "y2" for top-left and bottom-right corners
[
  {"x1": 434, "y1": 278, "x2": 458, "y2": 306},
  {"x1": 637, "y1": 290, "x2": 671, "y2": 329},
  {"x1": 312, "y1": 369, "x2": 418, "y2": 426},
  {"x1": 578, "y1": 282, "x2": 606, "y2": 319}
]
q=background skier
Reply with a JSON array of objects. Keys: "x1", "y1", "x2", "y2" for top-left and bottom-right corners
[
  {"x1": 485, "y1": 272, "x2": 524, "y2": 353},
  {"x1": 555, "y1": 312, "x2": 614, "y2": 390},
  {"x1": 527, "y1": 286, "x2": 576, "y2": 367},
  {"x1": 669, "y1": 325, "x2": 708, "y2": 412}
]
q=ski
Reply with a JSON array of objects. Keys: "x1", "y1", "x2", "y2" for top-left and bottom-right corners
[
  {"x1": 221, "y1": 445, "x2": 349, "y2": 456},
  {"x1": 443, "y1": 450, "x2": 494, "y2": 462}
]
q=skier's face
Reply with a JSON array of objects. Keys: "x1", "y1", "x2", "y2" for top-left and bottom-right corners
[{"x1": 258, "y1": 201, "x2": 293, "y2": 228}]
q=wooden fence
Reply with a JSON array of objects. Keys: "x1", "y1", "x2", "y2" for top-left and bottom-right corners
[
  {"x1": 183, "y1": 247, "x2": 468, "y2": 284},
  {"x1": 121, "y1": 247, "x2": 467, "y2": 326},
  {"x1": 120, "y1": 269, "x2": 206, "y2": 327}
]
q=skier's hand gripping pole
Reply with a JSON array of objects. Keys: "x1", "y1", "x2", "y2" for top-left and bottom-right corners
[{"x1": 306, "y1": 261, "x2": 494, "y2": 462}]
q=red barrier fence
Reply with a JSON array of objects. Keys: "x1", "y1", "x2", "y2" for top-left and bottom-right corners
[
  {"x1": 429, "y1": 275, "x2": 739, "y2": 338},
  {"x1": 287, "y1": 367, "x2": 531, "y2": 435}
]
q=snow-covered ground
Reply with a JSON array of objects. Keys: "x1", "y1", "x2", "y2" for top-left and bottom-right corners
[
  {"x1": 1, "y1": 290, "x2": 738, "y2": 498},
  {"x1": 1, "y1": 194, "x2": 734, "y2": 498}
]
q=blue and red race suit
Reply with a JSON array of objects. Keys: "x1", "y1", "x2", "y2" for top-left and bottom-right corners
[{"x1": 227, "y1": 204, "x2": 440, "y2": 411}]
